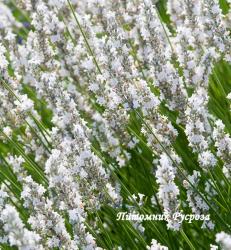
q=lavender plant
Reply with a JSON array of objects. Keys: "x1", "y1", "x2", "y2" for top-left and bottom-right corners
[{"x1": 0, "y1": 0, "x2": 231, "y2": 249}]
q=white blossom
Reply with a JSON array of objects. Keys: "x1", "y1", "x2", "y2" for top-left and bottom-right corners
[{"x1": 216, "y1": 232, "x2": 231, "y2": 250}]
